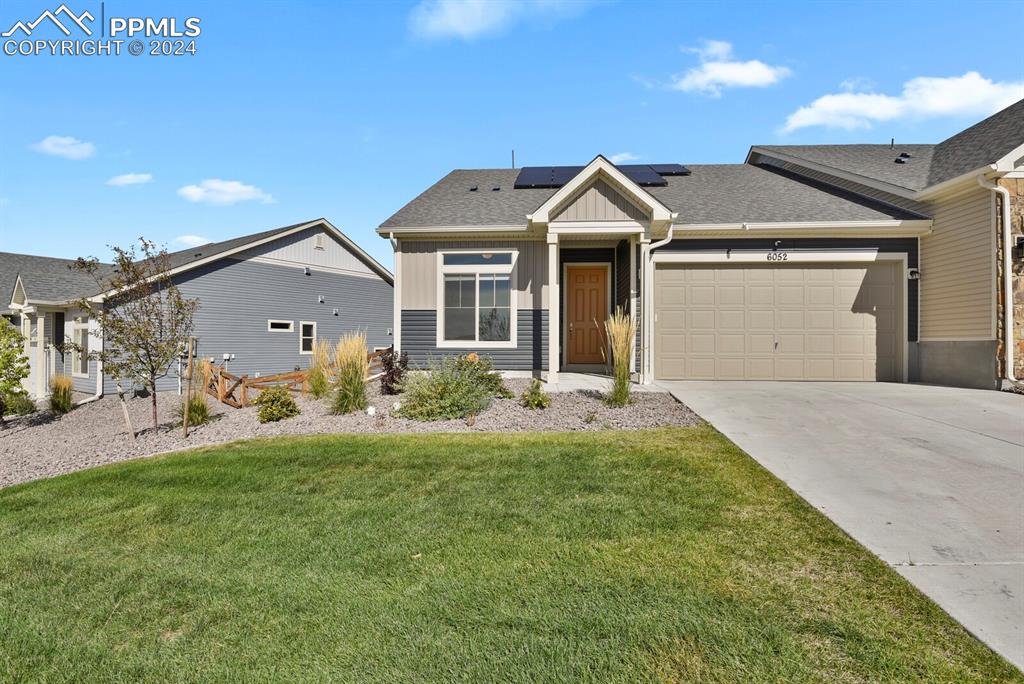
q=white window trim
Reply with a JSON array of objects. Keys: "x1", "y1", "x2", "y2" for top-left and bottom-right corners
[
  {"x1": 71, "y1": 317, "x2": 90, "y2": 378},
  {"x1": 436, "y1": 248, "x2": 518, "y2": 349},
  {"x1": 267, "y1": 319, "x2": 294, "y2": 332},
  {"x1": 299, "y1": 321, "x2": 316, "y2": 355}
]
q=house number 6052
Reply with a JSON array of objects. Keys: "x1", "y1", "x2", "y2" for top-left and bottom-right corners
[{"x1": 766, "y1": 252, "x2": 789, "y2": 261}]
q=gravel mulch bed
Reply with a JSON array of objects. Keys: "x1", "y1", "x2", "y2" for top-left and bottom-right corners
[{"x1": 0, "y1": 379, "x2": 700, "y2": 488}]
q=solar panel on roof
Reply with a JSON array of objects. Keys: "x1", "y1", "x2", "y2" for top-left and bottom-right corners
[
  {"x1": 514, "y1": 163, "x2": 688, "y2": 189},
  {"x1": 646, "y1": 163, "x2": 691, "y2": 176},
  {"x1": 616, "y1": 165, "x2": 667, "y2": 186}
]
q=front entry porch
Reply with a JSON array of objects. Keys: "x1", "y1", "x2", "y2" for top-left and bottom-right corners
[{"x1": 546, "y1": 237, "x2": 640, "y2": 385}]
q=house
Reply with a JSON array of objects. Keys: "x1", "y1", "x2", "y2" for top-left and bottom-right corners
[
  {"x1": 379, "y1": 100, "x2": 1024, "y2": 390},
  {"x1": 2, "y1": 218, "x2": 394, "y2": 399}
]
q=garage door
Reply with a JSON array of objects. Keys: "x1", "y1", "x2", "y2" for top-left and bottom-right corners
[{"x1": 654, "y1": 262, "x2": 902, "y2": 381}]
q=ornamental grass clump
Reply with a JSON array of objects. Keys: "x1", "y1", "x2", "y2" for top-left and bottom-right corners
[
  {"x1": 307, "y1": 339, "x2": 332, "y2": 399},
  {"x1": 254, "y1": 385, "x2": 299, "y2": 423},
  {"x1": 178, "y1": 360, "x2": 212, "y2": 427},
  {"x1": 604, "y1": 307, "x2": 636, "y2": 407},
  {"x1": 331, "y1": 331, "x2": 368, "y2": 414},
  {"x1": 49, "y1": 375, "x2": 74, "y2": 415}
]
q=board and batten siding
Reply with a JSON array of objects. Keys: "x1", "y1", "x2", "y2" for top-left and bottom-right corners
[
  {"x1": 551, "y1": 178, "x2": 649, "y2": 223},
  {"x1": 399, "y1": 240, "x2": 549, "y2": 310},
  {"x1": 401, "y1": 310, "x2": 548, "y2": 371},
  {"x1": 918, "y1": 185, "x2": 995, "y2": 340},
  {"x1": 103, "y1": 257, "x2": 393, "y2": 393}
]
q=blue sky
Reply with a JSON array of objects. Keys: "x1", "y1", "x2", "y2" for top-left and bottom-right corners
[{"x1": 1, "y1": 0, "x2": 1021, "y2": 271}]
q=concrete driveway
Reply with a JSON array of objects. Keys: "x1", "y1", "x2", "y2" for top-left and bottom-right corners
[{"x1": 659, "y1": 381, "x2": 1024, "y2": 670}]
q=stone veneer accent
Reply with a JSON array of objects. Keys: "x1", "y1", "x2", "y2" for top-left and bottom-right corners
[{"x1": 996, "y1": 179, "x2": 1024, "y2": 380}]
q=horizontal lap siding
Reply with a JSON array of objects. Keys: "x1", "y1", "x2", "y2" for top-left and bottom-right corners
[
  {"x1": 656, "y1": 237, "x2": 919, "y2": 341},
  {"x1": 919, "y1": 187, "x2": 994, "y2": 339},
  {"x1": 401, "y1": 310, "x2": 548, "y2": 371},
  {"x1": 104, "y1": 258, "x2": 393, "y2": 393},
  {"x1": 400, "y1": 240, "x2": 547, "y2": 310}
]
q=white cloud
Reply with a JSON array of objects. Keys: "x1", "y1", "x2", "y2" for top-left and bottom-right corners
[
  {"x1": 173, "y1": 235, "x2": 212, "y2": 248},
  {"x1": 106, "y1": 173, "x2": 153, "y2": 186},
  {"x1": 670, "y1": 40, "x2": 791, "y2": 97},
  {"x1": 177, "y1": 179, "x2": 273, "y2": 205},
  {"x1": 29, "y1": 135, "x2": 95, "y2": 160},
  {"x1": 783, "y1": 71, "x2": 1024, "y2": 132},
  {"x1": 609, "y1": 152, "x2": 639, "y2": 164},
  {"x1": 409, "y1": 0, "x2": 591, "y2": 40}
]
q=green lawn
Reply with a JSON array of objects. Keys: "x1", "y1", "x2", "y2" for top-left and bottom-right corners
[{"x1": 0, "y1": 428, "x2": 1018, "y2": 683}]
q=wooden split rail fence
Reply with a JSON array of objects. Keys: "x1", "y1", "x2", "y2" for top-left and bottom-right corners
[{"x1": 203, "y1": 349, "x2": 387, "y2": 408}]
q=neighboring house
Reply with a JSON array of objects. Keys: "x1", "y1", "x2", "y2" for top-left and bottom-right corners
[
  {"x1": 379, "y1": 100, "x2": 1024, "y2": 389},
  {"x1": 2, "y1": 219, "x2": 393, "y2": 399}
]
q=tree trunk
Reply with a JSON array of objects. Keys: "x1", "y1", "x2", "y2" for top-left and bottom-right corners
[{"x1": 150, "y1": 382, "x2": 158, "y2": 428}]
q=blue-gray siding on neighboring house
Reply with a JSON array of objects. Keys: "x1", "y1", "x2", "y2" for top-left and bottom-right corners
[
  {"x1": 655, "y1": 237, "x2": 920, "y2": 341},
  {"x1": 401, "y1": 310, "x2": 548, "y2": 371},
  {"x1": 103, "y1": 257, "x2": 393, "y2": 394}
]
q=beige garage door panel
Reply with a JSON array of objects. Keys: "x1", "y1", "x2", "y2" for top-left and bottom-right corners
[{"x1": 654, "y1": 263, "x2": 902, "y2": 381}]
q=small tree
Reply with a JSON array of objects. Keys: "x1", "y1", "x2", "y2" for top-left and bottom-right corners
[
  {"x1": 74, "y1": 238, "x2": 199, "y2": 429},
  {"x1": 0, "y1": 318, "x2": 30, "y2": 424}
]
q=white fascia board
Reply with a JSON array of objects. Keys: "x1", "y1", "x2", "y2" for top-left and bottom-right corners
[
  {"x1": 376, "y1": 224, "x2": 530, "y2": 235},
  {"x1": 530, "y1": 155, "x2": 672, "y2": 225},
  {"x1": 916, "y1": 164, "x2": 998, "y2": 199},
  {"x1": 671, "y1": 219, "x2": 932, "y2": 236},
  {"x1": 994, "y1": 142, "x2": 1024, "y2": 171},
  {"x1": 96, "y1": 219, "x2": 393, "y2": 299},
  {"x1": 318, "y1": 219, "x2": 394, "y2": 284}
]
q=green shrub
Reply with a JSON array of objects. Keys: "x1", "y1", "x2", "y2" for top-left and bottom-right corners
[
  {"x1": 50, "y1": 375, "x2": 74, "y2": 415},
  {"x1": 520, "y1": 378, "x2": 551, "y2": 410},
  {"x1": 307, "y1": 366, "x2": 330, "y2": 399},
  {"x1": 396, "y1": 354, "x2": 501, "y2": 421},
  {"x1": 455, "y1": 353, "x2": 513, "y2": 398},
  {"x1": 176, "y1": 394, "x2": 210, "y2": 427},
  {"x1": 3, "y1": 390, "x2": 36, "y2": 417},
  {"x1": 253, "y1": 386, "x2": 300, "y2": 423}
]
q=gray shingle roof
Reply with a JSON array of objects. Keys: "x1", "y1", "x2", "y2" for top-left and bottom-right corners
[
  {"x1": 753, "y1": 144, "x2": 936, "y2": 191},
  {"x1": 756, "y1": 98, "x2": 1024, "y2": 192},
  {"x1": 0, "y1": 252, "x2": 115, "y2": 309},
  {"x1": 3, "y1": 219, "x2": 391, "y2": 309},
  {"x1": 928, "y1": 98, "x2": 1024, "y2": 186},
  {"x1": 379, "y1": 164, "x2": 927, "y2": 230},
  {"x1": 162, "y1": 220, "x2": 315, "y2": 271}
]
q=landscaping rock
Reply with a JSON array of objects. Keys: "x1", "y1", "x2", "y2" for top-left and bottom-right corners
[{"x1": 0, "y1": 380, "x2": 700, "y2": 488}]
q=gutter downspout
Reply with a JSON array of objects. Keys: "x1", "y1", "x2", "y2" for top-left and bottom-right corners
[
  {"x1": 977, "y1": 175, "x2": 1016, "y2": 382},
  {"x1": 642, "y1": 218, "x2": 677, "y2": 382},
  {"x1": 388, "y1": 232, "x2": 400, "y2": 353}
]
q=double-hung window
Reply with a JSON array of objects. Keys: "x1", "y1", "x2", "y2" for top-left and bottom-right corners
[
  {"x1": 71, "y1": 317, "x2": 89, "y2": 377},
  {"x1": 438, "y1": 251, "x2": 516, "y2": 348}
]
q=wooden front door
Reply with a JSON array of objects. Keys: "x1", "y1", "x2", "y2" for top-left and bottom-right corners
[{"x1": 565, "y1": 266, "x2": 609, "y2": 365}]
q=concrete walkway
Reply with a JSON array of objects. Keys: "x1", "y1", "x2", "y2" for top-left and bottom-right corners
[{"x1": 659, "y1": 381, "x2": 1024, "y2": 670}]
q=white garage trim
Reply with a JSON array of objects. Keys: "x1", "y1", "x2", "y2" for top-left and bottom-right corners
[
  {"x1": 651, "y1": 251, "x2": 909, "y2": 382},
  {"x1": 652, "y1": 249, "x2": 895, "y2": 265}
]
